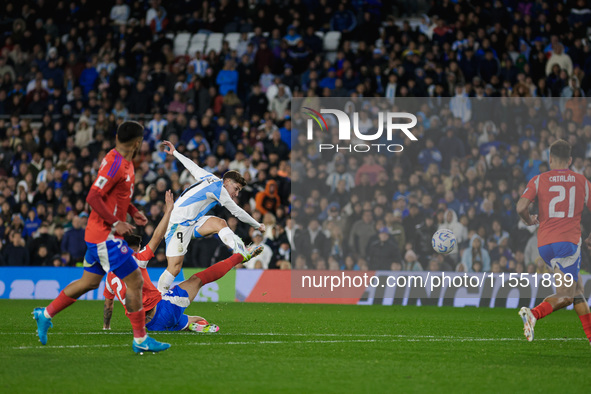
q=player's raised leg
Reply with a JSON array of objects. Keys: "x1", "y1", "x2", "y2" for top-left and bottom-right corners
[
  {"x1": 34, "y1": 270, "x2": 103, "y2": 345},
  {"x1": 180, "y1": 244, "x2": 262, "y2": 300},
  {"x1": 196, "y1": 216, "x2": 248, "y2": 255},
  {"x1": 158, "y1": 216, "x2": 247, "y2": 293},
  {"x1": 179, "y1": 253, "x2": 246, "y2": 301}
]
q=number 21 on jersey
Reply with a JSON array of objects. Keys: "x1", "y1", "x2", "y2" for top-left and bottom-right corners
[{"x1": 548, "y1": 185, "x2": 575, "y2": 218}]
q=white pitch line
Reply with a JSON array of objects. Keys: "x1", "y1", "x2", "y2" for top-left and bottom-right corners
[
  {"x1": 10, "y1": 337, "x2": 587, "y2": 350},
  {"x1": 3, "y1": 331, "x2": 589, "y2": 341},
  {"x1": 2, "y1": 332, "x2": 437, "y2": 337},
  {"x1": 13, "y1": 344, "x2": 128, "y2": 350},
  {"x1": 12, "y1": 339, "x2": 379, "y2": 350}
]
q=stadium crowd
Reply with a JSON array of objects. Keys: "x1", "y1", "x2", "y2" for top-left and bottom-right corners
[{"x1": 0, "y1": 0, "x2": 590, "y2": 273}]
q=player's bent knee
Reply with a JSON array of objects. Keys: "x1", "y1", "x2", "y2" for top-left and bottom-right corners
[{"x1": 208, "y1": 217, "x2": 227, "y2": 232}]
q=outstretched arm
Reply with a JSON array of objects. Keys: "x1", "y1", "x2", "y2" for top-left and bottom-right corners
[
  {"x1": 147, "y1": 190, "x2": 175, "y2": 253},
  {"x1": 219, "y1": 188, "x2": 262, "y2": 229},
  {"x1": 161, "y1": 140, "x2": 212, "y2": 180}
]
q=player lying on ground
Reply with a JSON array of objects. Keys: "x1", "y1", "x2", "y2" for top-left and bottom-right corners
[
  {"x1": 516, "y1": 139, "x2": 591, "y2": 345},
  {"x1": 157, "y1": 140, "x2": 265, "y2": 294},
  {"x1": 34, "y1": 121, "x2": 169, "y2": 354},
  {"x1": 102, "y1": 190, "x2": 263, "y2": 332}
]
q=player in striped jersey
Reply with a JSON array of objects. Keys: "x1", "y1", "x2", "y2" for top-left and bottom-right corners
[{"x1": 157, "y1": 140, "x2": 265, "y2": 294}]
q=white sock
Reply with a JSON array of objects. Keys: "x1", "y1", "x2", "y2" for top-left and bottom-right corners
[
  {"x1": 43, "y1": 309, "x2": 51, "y2": 319},
  {"x1": 157, "y1": 269, "x2": 176, "y2": 294},
  {"x1": 218, "y1": 227, "x2": 237, "y2": 250},
  {"x1": 134, "y1": 335, "x2": 148, "y2": 344}
]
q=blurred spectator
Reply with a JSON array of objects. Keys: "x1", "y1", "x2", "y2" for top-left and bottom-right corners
[
  {"x1": 330, "y1": 3, "x2": 357, "y2": 35},
  {"x1": 74, "y1": 116, "x2": 93, "y2": 149},
  {"x1": 367, "y1": 227, "x2": 401, "y2": 270},
  {"x1": 417, "y1": 139, "x2": 442, "y2": 171},
  {"x1": 348, "y1": 210, "x2": 375, "y2": 258},
  {"x1": 404, "y1": 250, "x2": 423, "y2": 271},
  {"x1": 255, "y1": 180, "x2": 281, "y2": 216},
  {"x1": 269, "y1": 85, "x2": 290, "y2": 119},
  {"x1": 29, "y1": 222, "x2": 60, "y2": 262},
  {"x1": 283, "y1": 26, "x2": 302, "y2": 47},
  {"x1": 61, "y1": 213, "x2": 87, "y2": 264},
  {"x1": 216, "y1": 60, "x2": 238, "y2": 96},
  {"x1": 23, "y1": 209, "x2": 41, "y2": 238},
  {"x1": 2, "y1": 228, "x2": 29, "y2": 265},
  {"x1": 460, "y1": 235, "x2": 491, "y2": 273},
  {"x1": 413, "y1": 214, "x2": 438, "y2": 261},
  {"x1": 110, "y1": 0, "x2": 130, "y2": 26},
  {"x1": 545, "y1": 44, "x2": 573, "y2": 77}
]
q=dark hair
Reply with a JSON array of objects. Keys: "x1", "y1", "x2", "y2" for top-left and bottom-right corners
[
  {"x1": 124, "y1": 234, "x2": 142, "y2": 249},
  {"x1": 117, "y1": 121, "x2": 144, "y2": 143},
  {"x1": 223, "y1": 170, "x2": 246, "y2": 187},
  {"x1": 549, "y1": 139, "x2": 571, "y2": 161}
]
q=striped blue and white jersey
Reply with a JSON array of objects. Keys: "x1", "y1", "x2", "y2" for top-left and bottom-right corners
[{"x1": 170, "y1": 150, "x2": 260, "y2": 228}]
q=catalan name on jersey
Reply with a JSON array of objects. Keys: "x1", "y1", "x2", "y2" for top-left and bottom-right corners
[
  {"x1": 86, "y1": 149, "x2": 136, "y2": 243},
  {"x1": 103, "y1": 245, "x2": 161, "y2": 313},
  {"x1": 522, "y1": 169, "x2": 591, "y2": 247}
]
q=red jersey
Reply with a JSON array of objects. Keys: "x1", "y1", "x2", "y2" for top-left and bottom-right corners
[
  {"x1": 85, "y1": 149, "x2": 135, "y2": 243},
  {"x1": 103, "y1": 245, "x2": 161, "y2": 313},
  {"x1": 522, "y1": 169, "x2": 591, "y2": 247}
]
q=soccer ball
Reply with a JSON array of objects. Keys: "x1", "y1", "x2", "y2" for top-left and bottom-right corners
[{"x1": 432, "y1": 229, "x2": 457, "y2": 254}]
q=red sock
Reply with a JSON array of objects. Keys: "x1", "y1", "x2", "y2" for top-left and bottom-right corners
[
  {"x1": 193, "y1": 254, "x2": 243, "y2": 285},
  {"x1": 46, "y1": 291, "x2": 77, "y2": 317},
  {"x1": 127, "y1": 309, "x2": 146, "y2": 339},
  {"x1": 579, "y1": 313, "x2": 591, "y2": 341},
  {"x1": 531, "y1": 301, "x2": 553, "y2": 320}
]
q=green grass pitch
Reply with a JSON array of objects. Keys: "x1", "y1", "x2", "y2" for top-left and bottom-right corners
[{"x1": 1, "y1": 300, "x2": 590, "y2": 393}]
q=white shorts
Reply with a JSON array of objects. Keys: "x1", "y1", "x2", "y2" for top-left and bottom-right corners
[{"x1": 165, "y1": 215, "x2": 213, "y2": 257}]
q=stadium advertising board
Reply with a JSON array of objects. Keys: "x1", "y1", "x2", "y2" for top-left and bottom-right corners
[
  {"x1": 238, "y1": 270, "x2": 591, "y2": 309},
  {"x1": 0, "y1": 267, "x2": 185, "y2": 300},
  {"x1": 6, "y1": 267, "x2": 591, "y2": 309}
]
